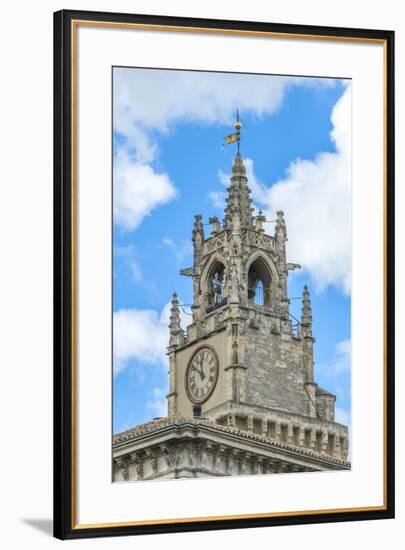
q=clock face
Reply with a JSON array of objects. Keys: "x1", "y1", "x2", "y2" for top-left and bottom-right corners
[{"x1": 185, "y1": 347, "x2": 219, "y2": 404}]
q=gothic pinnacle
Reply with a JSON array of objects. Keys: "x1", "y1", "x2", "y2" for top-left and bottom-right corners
[
  {"x1": 275, "y1": 210, "x2": 287, "y2": 241},
  {"x1": 301, "y1": 284, "x2": 313, "y2": 327},
  {"x1": 192, "y1": 214, "x2": 204, "y2": 240},
  {"x1": 169, "y1": 292, "x2": 181, "y2": 334},
  {"x1": 223, "y1": 152, "x2": 254, "y2": 229},
  {"x1": 232, "y1": 152, "x2": 246, "y2": 176}
]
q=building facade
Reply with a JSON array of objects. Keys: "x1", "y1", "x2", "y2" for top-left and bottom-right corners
[{"x1": 113, "y1": 152, "x2": 350, "y2": 481}]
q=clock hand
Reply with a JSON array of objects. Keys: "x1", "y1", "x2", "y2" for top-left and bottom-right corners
[{"x1": 191, "y1": 364, "x2": 205, "y2": 380}]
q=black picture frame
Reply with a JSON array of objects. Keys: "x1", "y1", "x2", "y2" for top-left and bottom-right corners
[{"x1": 54, "y1": 9, "x2": 395, "y2": 540}]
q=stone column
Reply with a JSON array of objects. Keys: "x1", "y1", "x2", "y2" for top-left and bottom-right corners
[
  {"x1": 287, "y1": 423, "x2": 293, "y2": 444},
  {"x1": 275, "y1": 421, "x2": 281, "y2": 442},
  {"x1": 226, "y1": 449, "x2": 236, "y2": 475},
  {"x1": 310, "y1": 428, "x2": 317, "y2": 450},
  {"x1": 298, "y1": 426, "x2": 305, "y2": 447},
  {"x1": 321, "y1": 430, "x2": 329, "y2": 454},
  {"x1": 334, "y1": 433, "x2": 341, "y2": 459}
]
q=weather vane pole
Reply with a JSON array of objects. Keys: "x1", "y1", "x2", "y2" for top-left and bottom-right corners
[{"x1": 223, "y1": 109, "x2": 242, "y2": 153}]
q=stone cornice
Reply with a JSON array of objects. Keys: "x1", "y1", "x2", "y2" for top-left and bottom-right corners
[
  {"x1": 113, "y1": 416, "x2": 350, "y2": 469},
  {"x1": 204, "y1": 400, "x2": 348, "y2": 432}
]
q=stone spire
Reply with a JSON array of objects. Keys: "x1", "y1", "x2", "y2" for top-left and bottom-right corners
[
  {"x1": 169, "y1": 292, "x2": 184, "y2": 346},
  {"x1": 301, "y1": 284, "x2": 313, "y2": 333},
  {"x1": 301, "y1": 284, "x2": 314, "y2": 384},
  {"x1": 223, "y1": 153, "x2": 254, "y2": 229}
]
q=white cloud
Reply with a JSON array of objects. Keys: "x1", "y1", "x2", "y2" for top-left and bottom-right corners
[
  {"x1": 114, "y1": 69, "x2": 342, "y2": 232},
  {"x1": 146, "y1": 387, "x2": 168, "y2": 418},
  {"x1": 162, "y1": 237, "x2": 175, "y2": 247},
  {"x1": 129, "y1": 260, "x2": 142, "y2": 283},
  {"x1": 211, "y1": 83, "x2": 352, "y2": 295},
  {"x1": 113, "y1": 300, "x2": 190, "y2": 375},
  {"x1": 335, "y1": 406, "x2": 350, "y2": 427},
  {"x1": 332, "y1": 340, "x2": 351, "y2": 374},
  {"x1": 208, "y1": 190, "x2": 226, "y2": 210},
  {"x1": 259, "y1": 85, "x2": 352, "y2": 294},
  {"x1": 113, "y1": 244, "x2": 135, "y2": 257},
  {"x1": 320, "y1": 339, "x2": 351, "y2": 377},
  {"x1": 114, "y1": 69, "x2": 338, "y2": 133},
  {"x1": 162, "y1": 236, "x2": 193, "y2": 265},
  {"x1": 113, "y1": 307, "x2": 169, "y2": 374},
  {"x1": 113, "y1": 150, "x2": 177, "y2": 231}
]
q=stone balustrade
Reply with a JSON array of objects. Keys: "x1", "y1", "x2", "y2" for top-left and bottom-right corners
[{"x1": 208, "y1": 402, "x2": 349, "y2": 461}]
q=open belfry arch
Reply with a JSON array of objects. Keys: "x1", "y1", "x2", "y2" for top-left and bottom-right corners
[{"x1": 113, "y1": 118, "x2": 350, "y2": 481}]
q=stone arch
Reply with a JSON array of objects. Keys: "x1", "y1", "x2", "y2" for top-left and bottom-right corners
[
  {"x1": 245, "y1": 252, "x2": 278, "y2": 307},
  {"x1": 200, "y1": 253, "x2": 228, "y2": 311}
]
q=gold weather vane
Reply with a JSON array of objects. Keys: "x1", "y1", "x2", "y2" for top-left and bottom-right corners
[{"x1": 223, "y1": 109, "x2": 242, "y2": 153}]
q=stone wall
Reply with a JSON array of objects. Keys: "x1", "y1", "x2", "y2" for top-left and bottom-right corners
[
  {"x1": 316, "y1": 394, "x2": 336, "y2": 422},
  {"x1": 244, "y1": 311, "x2": 308, "y2": 415}
]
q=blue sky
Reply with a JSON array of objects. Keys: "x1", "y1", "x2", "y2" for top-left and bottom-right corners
[{"x1": 112, "y1": 67, "x2": 351, "y2": 437}]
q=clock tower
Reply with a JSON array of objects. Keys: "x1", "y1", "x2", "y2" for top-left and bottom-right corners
[
  {"x1": 167, "y1": 152, "x2": 320, "y2": 425},
  {"x1": 113, "y1": 145, "x2": 350, "y2": 481}
]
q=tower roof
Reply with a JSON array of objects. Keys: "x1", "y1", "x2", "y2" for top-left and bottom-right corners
[{"x1": 223, "y1": 153, "x2": 254, "y2": 229}]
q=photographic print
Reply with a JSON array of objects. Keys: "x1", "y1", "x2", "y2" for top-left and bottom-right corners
[
  {"x1": 112, "y1": 67, "x2": 352, "y2": 481},
  {"x1": 54, "y1": 11, "x2": 394, "y2": 539}
]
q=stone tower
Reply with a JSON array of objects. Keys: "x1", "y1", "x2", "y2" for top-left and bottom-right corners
[
  {"x1": 113, "y1": 152, "x2": 350, "y2": 481},
  {"x1": 167, "y1": 152, "x2": 333, "y2": 424}
]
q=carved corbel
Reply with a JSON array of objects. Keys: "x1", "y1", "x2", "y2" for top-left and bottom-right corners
[
  {"x1": 180, "y1": 267, "x2": 194, "y2": 277},
  {"x1": 285, "y1": 262, "x2": 301, "y2": 272}
]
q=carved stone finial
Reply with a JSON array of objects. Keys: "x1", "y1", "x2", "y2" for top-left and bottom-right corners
[
  {"x1": 209, "y1": 216, "x2": 221, "y2": 234},
  {"x1": 255, "y1": 209, "x2": 266, "y2": 232}
]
